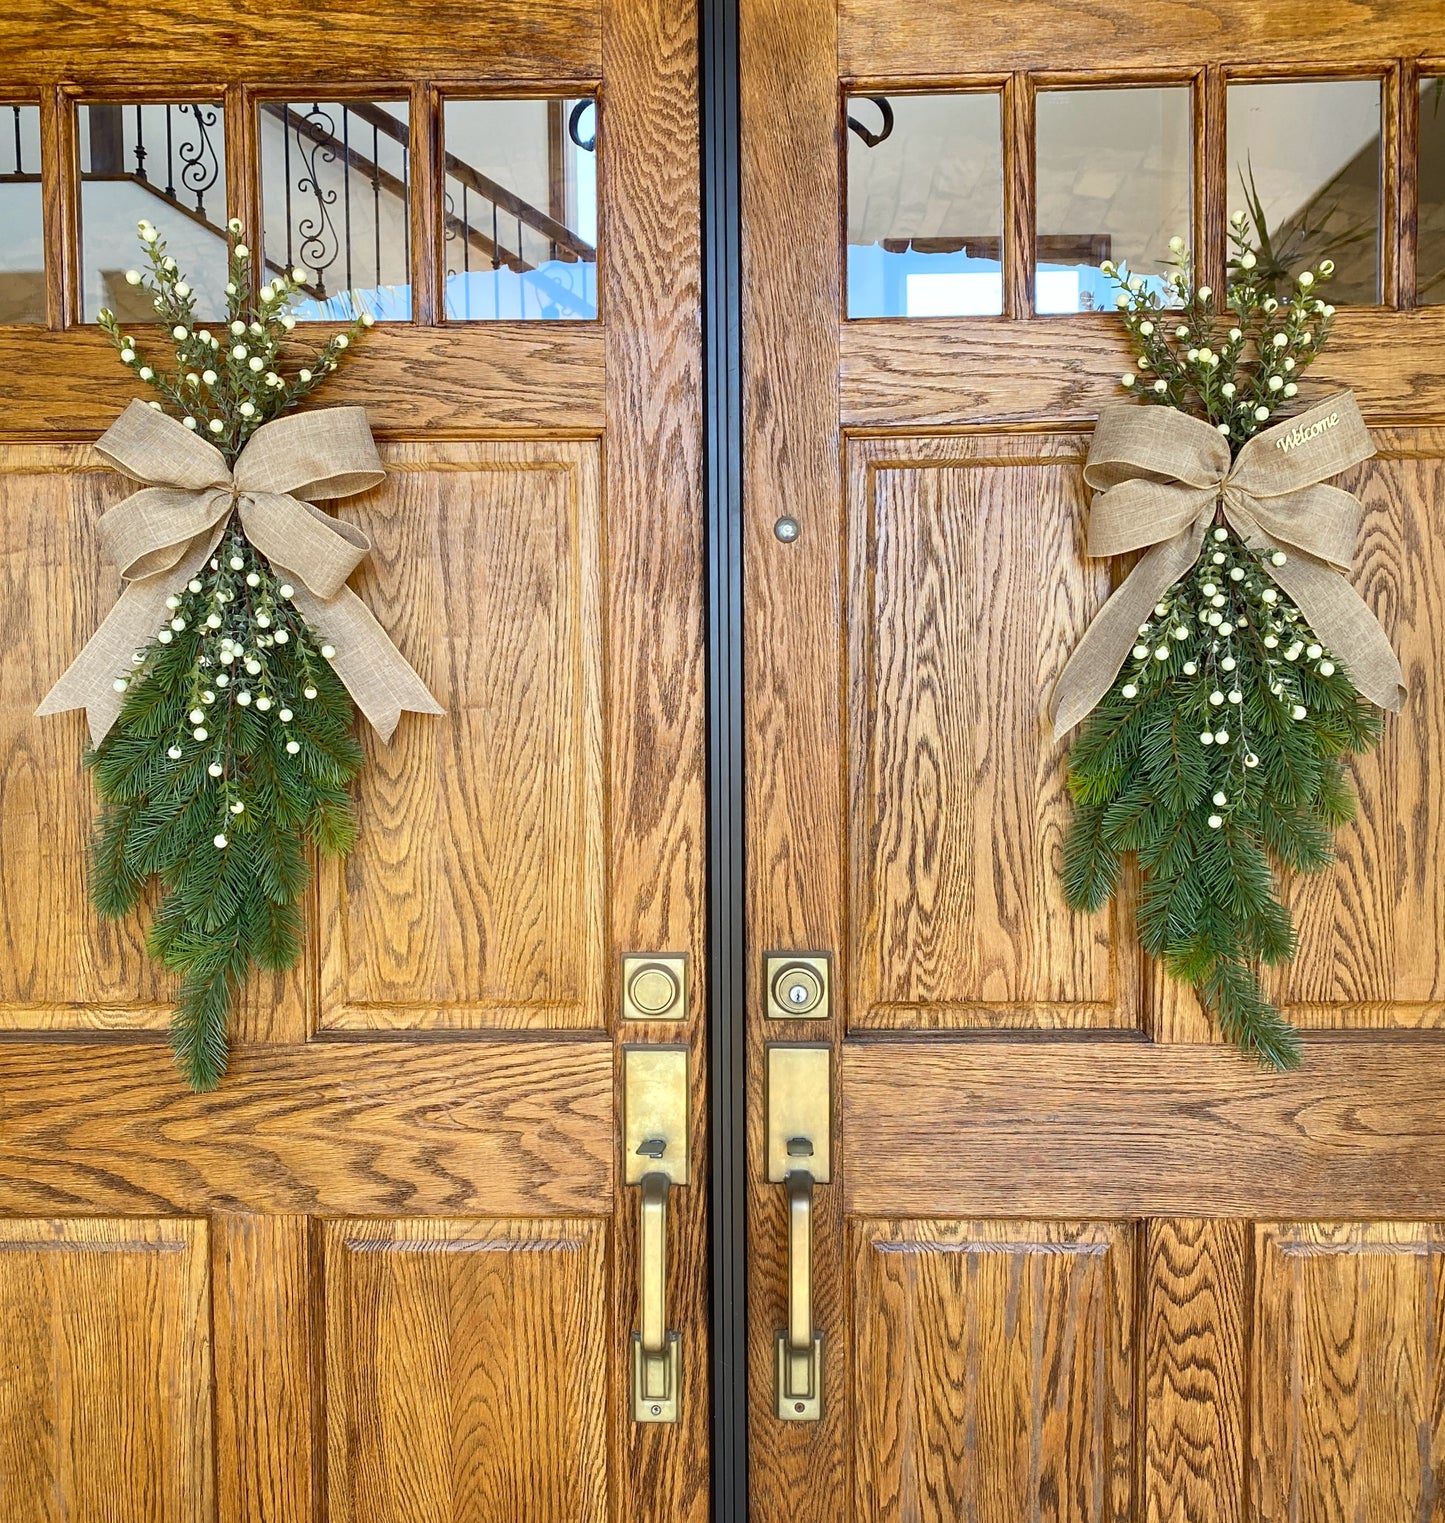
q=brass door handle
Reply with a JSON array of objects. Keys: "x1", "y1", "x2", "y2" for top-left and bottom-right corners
[
  {"x1": 638, "y1": 1163, "x2": 670, "y2": 1357},
  {"x1": 785, "y1": 1165, "x2": 814, "y2": 1358}
]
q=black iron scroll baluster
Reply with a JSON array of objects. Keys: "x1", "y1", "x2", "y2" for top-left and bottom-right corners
[
  {"x1": 132, "y1": 104, "x2": 148, "y2": 180},
  {"x1": 846, "y1": 95, "x2": 894, "y2": 148},
  {"x1": 11, "y1": 105, "x2": 22, "y2": 175},
  {"x1": 292, "y1": 101, "x2": 341, "y2": 298},
  {"x1": 176, "y1": 105, "x2": 220, "y2": 216},
  {"x1": 164, "y1": 105, "x2": 175, "y2": 198},
  {"x1": 341, "y1": 106, "x2": 353, "y2": 298}
]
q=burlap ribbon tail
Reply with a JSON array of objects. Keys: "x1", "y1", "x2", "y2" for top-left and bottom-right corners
[
  {"x1": 37, "y1": 399, "x2": 443, "y2": 745},
  {"x1": 1049, "y1": 391, "x2": 1405, "y2": 740}
]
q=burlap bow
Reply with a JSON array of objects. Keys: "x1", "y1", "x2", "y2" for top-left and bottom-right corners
[
  {"x1": 37, "y1": 399, "x2": 444, "y2": 745},
  {"x1": 1050, "y1": 391, "x2": 1405, "y2": 739}
]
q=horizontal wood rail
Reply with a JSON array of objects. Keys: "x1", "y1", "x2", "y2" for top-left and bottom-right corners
[{"x1": 843, "y1": 1036, "x2": 1445, "y2": 1216}]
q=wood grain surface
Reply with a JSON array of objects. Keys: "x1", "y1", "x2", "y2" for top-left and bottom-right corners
[
  {"x1": 0, "y1": 446, "x2": 305, "y2": 1040},
  {"x1": 1252, "y1": 1221, "x2": 1445, "y2": 1522},
  {"x1": 601, "y1": 2, "x2": 711, "y2": 1517},
  {"x1": 839, "y1": 0, "x2": 1445, "y2": 75},
  {"x1": 742, "y1": 0, "x2": 850, "y2": 1516},
  {"x1": 0, "y1": 326, "x2": 606, "y2": 441},
  {"x1": 0, "y1": 1, "x2": 597, "y2": 84},
  {"x1": 211, "y1": 1214, "x2": 316, "y2": 1523},
  {"x1": 0, "y1": 1217, "x2": 213, "y2": 1523},
  {"x1": 317, "y1": 442, "x2": 607, "y2": 1032},
  {"x1": 850, "y1": 1219, "x2": 1134, "y2": 1523},
  {"x1": 1142, "y1": 1220, "x2": 1248, "y2": 1523},
  {"x1": 323, "y1": 1217, "x2": 611, "y2": 1523},
  {"x1": 846, "y1": 433, "x2": 1138, "y2": 1031},
  {"x1": 841, "y1": 314, "x2": 1445, "y2": 430},
  {"x1": 844, "y1": 1038, "x2": 1445, "y2": 1217},
  {"x1": 0, "y1": 1039, "x2": 613, "y2": 1215}
]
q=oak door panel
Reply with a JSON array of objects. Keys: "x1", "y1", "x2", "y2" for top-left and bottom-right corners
[
  {"x1": 1159, "y1": 430, "x2": 1445, "y2": 1037},
  {"x1": 0, "y1": 1217, "x2": 213, "y2": 1523},
  {"x1": 317, "y1": 442, "x2": 606, "y2": 1033},
  {"x1": 847, "y1": 434, "x2": 1137, "y2": 1031},
  {"x1": 323, "y1": 1216, "x2": 611, "y2": 1523},
  {"x1": 850, "y1": 1219, "x2": 1135, "y2": 1523},
  {"x1": 0, "y1": 447, "x2": 304, "y2": 1038},
  {"x1": 1252, "y1": 1222, "x2": 1445, "y2": 1523},
  {"x1": 842, "y1": 1038, "x2": 1445, "y2": 1218}
]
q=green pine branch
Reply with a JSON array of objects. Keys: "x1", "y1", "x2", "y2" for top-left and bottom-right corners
[
  {"x1": 88, "y1": 529, "x2": 363, "y2": 1090},
  {"x1": 1063, "y1": 527, "x2": 1382, "y2": 1070}
]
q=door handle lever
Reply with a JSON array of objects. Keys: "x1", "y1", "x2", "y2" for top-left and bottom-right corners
[
  {"x1": 784, "y1": 1165, "x2": 815, "y2": 1361},
  {"x1": 638, "y1": 1146, "x2": 670, "y2": 1358}
]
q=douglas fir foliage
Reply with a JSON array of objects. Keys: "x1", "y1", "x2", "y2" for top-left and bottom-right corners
[
  {"x1": 89, "y1": 220, "x2": 375, "y2": 1089},
  {"x1": 1061, "y1": 213, "x2": 1382, "y2": 1069}
]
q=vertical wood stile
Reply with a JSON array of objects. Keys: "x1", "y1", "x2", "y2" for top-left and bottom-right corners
[
  {"x1": 1142, "y1": 1219, "x2": 1249, "y2": 1523},
  {"x1": 742, "y1": 0, "x2": 848, "y2": 1517},
  {"x1": 1396, "y1": 59, "x2": 1420, "y2": 310},
  {"x1": 211, "y1": 1214, "x2": 316, "y2": 1523},
  {"x1": 1003, "y1": 71, "x2": 1035, "y2": 320},
  {"x1": 1198, "y1": 66, "x2": 1228, "y2": 298},
  {"x1": 224, "y1": 83, "x2": 260, "y2": 271},
  {"x1": 409, "y1": 80, "x2": 439, "y2": 325},
  {"x1": 1383, "y1": 63, "x2": 1404, "y2": 308},
  {"x1": 39, "y1": 87, "x2": 74, "y2": 328},
  {"x1": 601, "y1": 0, "x2": 708, "y2": 1519}
]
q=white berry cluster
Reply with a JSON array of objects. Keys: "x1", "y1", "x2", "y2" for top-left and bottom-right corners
[
  {"x1": 98, "y1": 219, "x2": 374, "y2": 463},
  {"x1": 1114, "y1": 525, "x2": 1345, "y2": 828},
  {"x1": 1105, "y1": 210, "x2": 1335, "y2": 449},
  {"x1": 111, "y1": 533, "x2": 339, "y2": 849}
]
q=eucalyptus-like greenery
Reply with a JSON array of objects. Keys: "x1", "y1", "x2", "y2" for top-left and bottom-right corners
[
  {"x1": 90, "y1": 219, "x2": 372, "y2": 1089},
  {"x1": 1061, "y1": 213, "x2": 1381, "y2": 1068}
]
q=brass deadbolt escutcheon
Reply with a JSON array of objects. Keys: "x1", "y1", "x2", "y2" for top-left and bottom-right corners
[
  {"x1": 622, "y1": 954, "x2": 688, "y2": 1021},
  {"x1": 765, "y1": 953, "x2": 830, "y2": 1020}
]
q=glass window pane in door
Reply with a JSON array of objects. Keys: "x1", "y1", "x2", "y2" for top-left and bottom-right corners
[
  {"x1": 261, "y1": 100, "x2": 412, "y2": 322},
  {"x1": 847, "y1": 92, "x2": 1004, "y2": 318},
  {"x1": 1227, "y1": 79, "x2": 1381, "y2": 303},
  {"x1": 78, "y1": 102, "x2": 228, "y2": 322},
  {"x1": 442, "y1": 97, "x2": 598, "y2": 322},
  {"x1": 1035, "y1": 86, "x2": 1191, "y2": 313},
  {"x1": 0, "y1": 104, "x2": 44, "y2": 323}
]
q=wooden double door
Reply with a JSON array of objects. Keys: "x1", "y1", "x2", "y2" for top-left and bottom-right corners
[{"x1": 9, "y1": 0, "x2": 1445, "y2": 1519}]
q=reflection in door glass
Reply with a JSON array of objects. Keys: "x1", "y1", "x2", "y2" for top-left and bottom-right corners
[
  {"x1": 78, "y1": 102, "x2": 229, "y2": 323},
  {"x1": 846, "y1": 93, "x2": 1004, "y2": 318},
  {"x1": 1035, "y1": 87, "x2": 1190, "y2": 313},
  {"x1": 261, "y1": 100, "x2": 412, "y2": 322},
  {"x1": 1227, "y1": 79, "x2": 1381, "y2": 304},
  {"x1": 0, "y1": 105, "x2": 44, "y2": 323},
  {"x1": 1420, "y1": 78, "x2": 1445, "y2": 305},
  {"x1": 443, "y1": 98, "x2": 598, "y2": 321}
]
